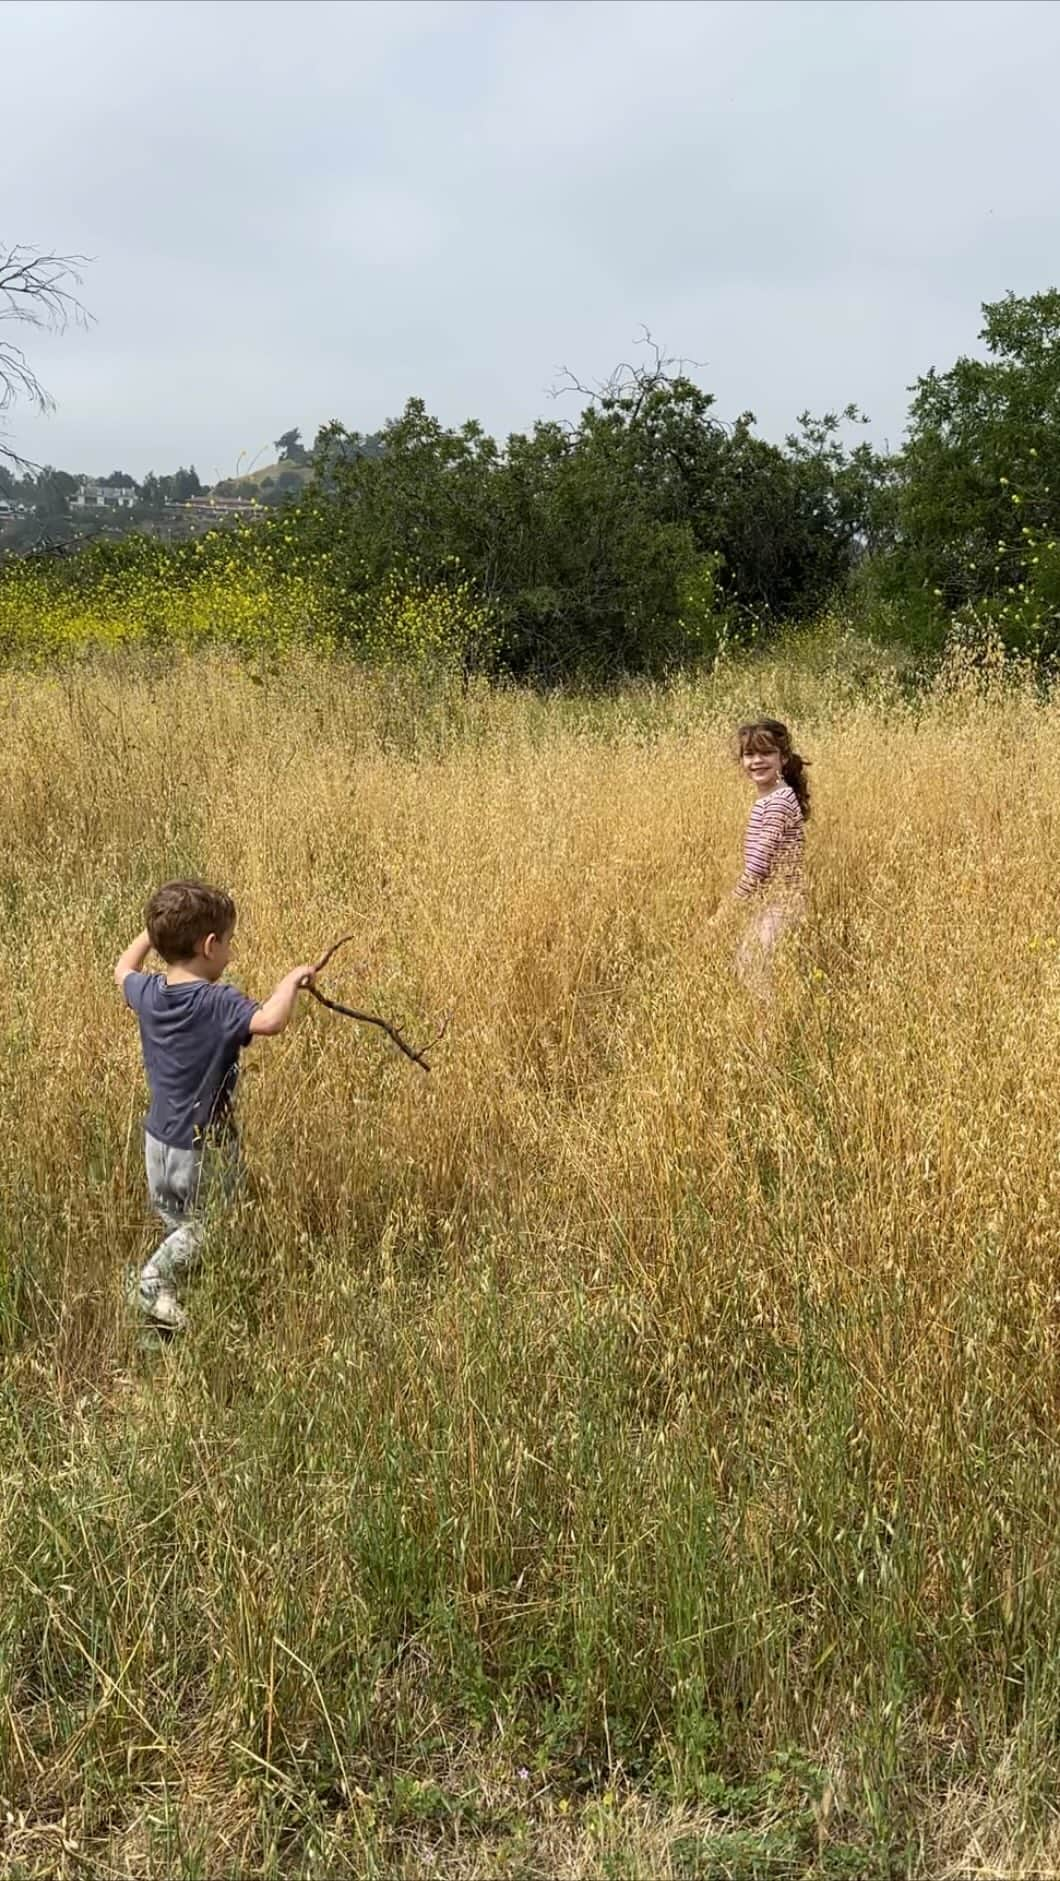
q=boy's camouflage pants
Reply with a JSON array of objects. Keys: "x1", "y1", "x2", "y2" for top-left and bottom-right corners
[{"x1": 140, "y1": 1131, "x2": 240, "y2": 1295}]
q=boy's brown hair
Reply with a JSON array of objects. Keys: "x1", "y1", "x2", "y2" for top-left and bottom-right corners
[{"x1": 145, "y1": 881, "x2": 237, "y2": 963}]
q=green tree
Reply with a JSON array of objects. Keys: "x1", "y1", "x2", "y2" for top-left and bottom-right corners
[
  {"x1": 31, "y1": 467, "x2": 77, "y2": 518},
  {"x1": 892, "y1": 290, "x2": 1060, "y2": 637},
  {"x1": 275, "y1": 427, "x2": 309, "y2": 466},
  {"x1": 171, "y1": 466, "x2": 202, "y2": 502},
  {"x1": 301, "y1": 349, "x2": 878, "y2": 678}
]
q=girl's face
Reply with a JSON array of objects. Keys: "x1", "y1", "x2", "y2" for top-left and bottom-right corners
[{"x1": 741, "y1": 739, "x2": 784, "y2": 793}]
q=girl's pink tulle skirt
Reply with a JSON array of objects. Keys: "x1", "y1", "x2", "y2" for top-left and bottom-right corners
[{"x1": 736, "y1": 896, "x2": 804, "y2": 997}]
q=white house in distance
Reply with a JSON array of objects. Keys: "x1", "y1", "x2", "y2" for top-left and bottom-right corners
[{"x1": 71, "y1": 479, "x2": 140, "y2": 510}]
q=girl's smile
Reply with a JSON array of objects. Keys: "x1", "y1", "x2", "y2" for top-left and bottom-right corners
[{"x1": 742, "y1": 746, "x2": 784, "y2": 794}]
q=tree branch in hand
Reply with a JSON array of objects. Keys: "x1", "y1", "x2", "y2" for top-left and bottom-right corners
[{"x1": 301, "y1": 934, "x2": 448, "y2": 1072}]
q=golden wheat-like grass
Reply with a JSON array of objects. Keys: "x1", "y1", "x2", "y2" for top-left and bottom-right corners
[{"x1": 4, "y1": 641, "x2": 1060, "y2": 1877}]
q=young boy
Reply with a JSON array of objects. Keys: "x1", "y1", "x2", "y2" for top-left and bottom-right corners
[{"x1": 115, "y1": 880, "x2": 318, "y2": 1331}]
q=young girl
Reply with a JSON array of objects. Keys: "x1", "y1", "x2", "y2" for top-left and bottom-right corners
[{"x1": 713, "y1": 717, "x2": 810, "y2": 990}]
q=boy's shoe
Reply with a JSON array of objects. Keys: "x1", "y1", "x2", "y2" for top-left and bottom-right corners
[{"x1": 138, "y1": 1281, "x2": 187, "y2": 1332}]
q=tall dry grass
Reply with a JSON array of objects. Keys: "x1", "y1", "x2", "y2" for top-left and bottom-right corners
[{"x1": 3, "y1": 640, "x2": 1060, "y2": 1877}]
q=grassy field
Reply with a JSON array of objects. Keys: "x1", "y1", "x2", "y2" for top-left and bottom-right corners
[{"x1": 3, "y1": 636, "x2": 1060, "y2": 1877}]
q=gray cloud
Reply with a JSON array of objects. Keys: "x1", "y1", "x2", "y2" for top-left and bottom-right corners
[{"x1": 4, "y1": 0, "x2": 1060, "y2": 477}]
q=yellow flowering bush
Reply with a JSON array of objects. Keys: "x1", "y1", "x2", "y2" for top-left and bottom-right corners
[
  {"x1": 0, "y1": 520, "x2": 495, "y2": 671},
  {"x1": 348, "y1": 572, "x2": 497, "y2": 670}
]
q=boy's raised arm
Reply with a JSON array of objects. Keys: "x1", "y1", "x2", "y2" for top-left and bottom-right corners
[
  {"x1": 248, "y1": 964, "x2": 318, "y2": 1038},
  {"x1": 115, "y1": 929, "x2": 152, "y2": 991}
]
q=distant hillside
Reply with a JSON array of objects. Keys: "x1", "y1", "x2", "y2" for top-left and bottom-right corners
[{"x1": 213, "y1": 461, "x2": 312, "y2": 501}]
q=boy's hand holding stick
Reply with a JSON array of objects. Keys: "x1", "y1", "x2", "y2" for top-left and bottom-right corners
[{"x1": 301, "y1": 934, "x2": 449, "y2": 1072}]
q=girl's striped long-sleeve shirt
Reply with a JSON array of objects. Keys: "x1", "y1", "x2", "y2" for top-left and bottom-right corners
[{"x1": 736, "y1": 782, "x2": 804, "y2": 899}]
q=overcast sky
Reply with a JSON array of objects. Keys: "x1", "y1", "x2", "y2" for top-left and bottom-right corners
[{"x1": 3, "y1": 0, "x2": 1059, "y2": 480}]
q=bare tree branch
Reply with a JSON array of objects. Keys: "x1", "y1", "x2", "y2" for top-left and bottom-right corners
[
  {"x1": 548, "y1": 327, "x2": 706, "y2": 417},
  {"x1": 0, "y1": 244, "x2": 93, "y2": 468},
  {"x1": 301, "y1": 934, "x2": 449, "y2": 1072}
]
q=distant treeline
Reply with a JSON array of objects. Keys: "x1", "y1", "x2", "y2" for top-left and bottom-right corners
[{"x1": 6, "y1": 292, "x2": 1060, "y2": 677}]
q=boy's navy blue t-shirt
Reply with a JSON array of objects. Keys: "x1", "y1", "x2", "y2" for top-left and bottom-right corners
[{"x1": 123, "y1": 972, "x2": 258, "y2": 1149}]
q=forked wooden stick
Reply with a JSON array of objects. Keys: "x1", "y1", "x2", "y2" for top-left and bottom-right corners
[{"x1": 300, "y1": 934, "x2": 448, "y2": 1072}]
